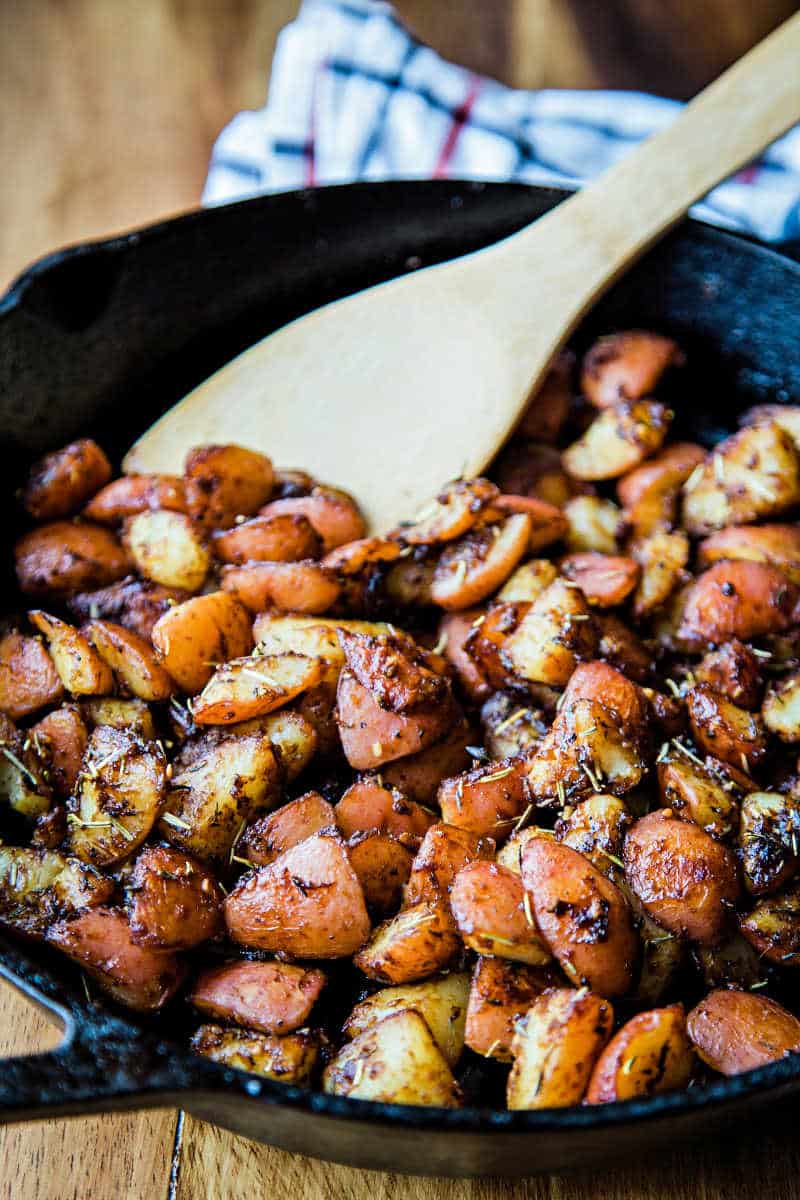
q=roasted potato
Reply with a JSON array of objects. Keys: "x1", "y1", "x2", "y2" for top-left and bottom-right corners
[
  {"x1": 191, "y1": 1023, "x2": 321, "y2": 1084},
  {"x1": 464, "y1": 957, "x2": 556, "y2": 1061},
  {"x1": 559, "y1": 553, "x2": 640, "y2": 608},
  {"x1": 562, "y1": 400, "x2": 670, "y2": 481},
  {"x1": 631, "y1": 529, "x2": 689, "y2": 619},
  {"x1": 0, "y1": 630, "x2": 64, "y2": 719},
  {"x1": 259, "y1": 485, "x2": 365, "y2": 552},
  {"x1": 739, "y1": 882, "x2": 800, "y2": 965},
  {"x1": 657, "y1": 749, "x2": 741, "y2": 840},
  {"x1": 81, "y1": 697, "x2": 156, "y2": 739},
  {"x1": 556, "y1": 794, "x2": 630, "y2": 874},
  {"x1": 687, "y1": 988, "x2": 800, "y2": 1076},
  {"x1": 221, "y1": 560, "x2": 341, "y2": 615},
  {"x1": 679, "y1": 561, "x2": 800, "y2": 646},
  {"x1": 498, "y1": 559, "x2": 559, "y2": 604},
  {"x1": 347, "y1": 832, "x2": 414, "y2": 913},
  {"x1": 15, "y1": 520, "x2": 130, "y2": 597},
  {"x1": 23, "y1": 438, "x2": 112, "y2": 520},
  {"x1": 0, "y1": 845, "x2": 112, "y2": 937},
  {"x1": 212, "y1": 512, "x2": 321, "y2": 564},
  {"x1": 682, "y1": 423, "x2": 800, "y2": 535},
  {"x1": 739, "y1": 790, "x2": 800, "y2": 895},
  {"x1": 404, "y1": 823, "x2": 495, "y2": 907},
  {"x1": 507, "y1": 988, "x2": 614, "y2": 1109},
  {"x1": 502, "y1": 578, "x2": 597, "y2": 687},
  {"x1": 438, "y1": 756, "x2": 529, "y2": 838},
  {"x1": 127, "y1": 844, "x2": 223, "y2": 949},
  {"x1": 527, "y1": 697, "x2": 646, "y2": 805},
  {"x1": 323, "y1": 1010, "x2": 461, "y2": 1106},
  {"x1": 480, "y1": 693, "x2": 548, "y2": 761},
  {"x1": 563, "y1": 495, "x2": 622, "y2": 555},
  {"x1": 30, "y1": 704, "x2": 88, "y2": 798},
  {"x1": 391, "y1": 478, "x2": 499, "y2": 545},
  {"x1": 695, "y1": 640, "x2": 763, "y2": 711},
  {"x1": 585, "y1": 1004, "x2": 693, "y2": 1104},
  {"x1": 335, "y1": 778, "x2": 436, "y2": 845},
  {"x1": 353, "y1": 900, "x2": 461, "y2": 984},
  {"x1": 123, "y1": 509, "x2": 210, "y2": 592},
  {"x1": 68, "y1": 577, "x2": 190, "y2": 642},
  {"x1": 28, "y1": 610, "x2": 114, "y2": 697},
  {"x1": 190, "y1": 959, "x2": 326, "y2": 1033},
  {"x1": 336, "y1": 670, "x2": 458, "y2": 770},
  {"x1": 241, "y1": 792, "x2": 336, "y2": 866},
  {"x1": 581, "y1": 331, "x2": 682, "y2": 410},
  {"x1": 191, "y1": 651, "x2": 323, "y2": 725},
  {"x1": 697, "y1": 523, "x2": 800, "y2": 584},
  {"x1": 618, "y1": 441, "x2": 705, "y2": 537},
  {"x1": 763, "y1": 670, "x2": 800, "y2": 742},
  {"x1": 150, "y1": 591, "x2": 253, "y2": 694},
  {"x1": 83, "y1": 474, "x2": 189, "y2": 523},
  {"x1": 343, "y1": 972, "x2": 470, "y2": 1067},
  {"x1": 0, "y1": 712, "x2": 52, "y2": 820},
  {"x1": 686, "y1": 684, "x2": 767, "y2": 774},
  {"x1": 379, "y1": 718, "x2": 474, "y2": 804},
  {"x1": 184, "y1": 443, "x2": 275, "y2": 529},
  {"x1": 450, "y1": 860, "x2": 551, "y2": 965},
  {"x1": 430, "y1": 514, "x2": 533, "y2": 609},
  {"x1": 85, "y1": 619, "x2": 175, "y2": 701}
]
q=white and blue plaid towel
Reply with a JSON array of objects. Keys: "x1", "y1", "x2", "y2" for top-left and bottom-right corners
[{"x1": 204, "y1": 0, "x2": 800, "y2": 243}]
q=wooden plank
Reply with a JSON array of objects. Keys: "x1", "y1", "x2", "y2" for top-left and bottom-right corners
[{"x1": 0, "y1": 979, "x2": 177, "y2": 1200}]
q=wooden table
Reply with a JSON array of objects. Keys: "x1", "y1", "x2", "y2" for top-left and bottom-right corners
[{"x1": 3, "y1": 2, "x2": 800, "y2": 1197}]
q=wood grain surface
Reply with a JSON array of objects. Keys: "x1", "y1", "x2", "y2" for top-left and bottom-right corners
[{"x1": 2, "y1": 2, "x2": 800, "y2": 1197}]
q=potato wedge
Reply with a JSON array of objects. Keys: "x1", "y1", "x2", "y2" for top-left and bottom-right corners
[
  {"x1": 562, "y1": 400, "x2": 670, "y2": 481},
  {"x1": 190, "y1": 959, "x2": 325, "y2": 1034},
  {"x1": 581, "y1": 331, "x2": 682, "y2": 410},
  {"x1": 624, "y1": 810, "x2": 740, "y2": 945},
  {"x1": 28, "y1": 610, "x2": 114, "y2": 697},
  {"x1": 151, "y1": 591, "x2": 253, "y2": 695},
  {"x1": 631, "y1": 530, "x2": 689, "y2": 619},
  {"x1": 127, "y1": 844, "x2": 223, "y2": 949},
  {"x1": 585, "y1": 1004, "x2": 693, "y2": 1104},
  {"x1": 221, "y1": 560, "x2": 341, "y2": 615},
  {"x1": 191, "y1": 652, "x2": 322, "y2": 725},
  {"x1": 522, "y1": 839, "x2": 637, "y2": 995},
  {"x1": 657, "y1": 750, "x2": 741, "y2": 840},
  {"x1": 697, "y1": 523, "x2": 800, "y2": 584},
  {"x1": 695, "y1": 640, "x2": 762, "y2": 711},
  {"x1": 0, "y1": 630, "x2": 64, "y2": 719},
  {"x1": 258, "y1": 485, "x2": 365, "y2": 552},
  {"x1": 686, "y1": 684, "x2": 766, "y2": 773},
  {"x1": 68, "y1": 725, "x2": 167, "y2": 867},
  {"x1": 83, "y1": 474, "x2": 189, "y2": 523},
  {"x1": 241, "y1": 792, "x2": 336, "y2": 866},
  {"x1": 343, "y1": 973, "x2": 470, "y2": 1068},
  {"x1": 496, "y1": 827, "x2": 553, "y2": 875},
  {"x1": 15, "y1": 520, "x2": 129, "y2": 597},
  {"x1": 563, "y1": 496, "x2": 622, "y2": 554},
  {"x1": 527, "y1": 697, "x2": 646, "y2": 805},
  {"x1": 464, "y1": 957, "x2": 556, "y2": 1061},
  {"x1": 225, "y1": 830, "x2": 370, "y2": 958},
  {"x1": 184, "y1": 443, "x2": 274, "y2": 528},
  {"x1": 683, "y1": 423, "x2": 800, "y2": 535},
  {"x1": 507, "y1": 988, "x2": 614, "y2": 1109},
  {"x1": 503, "y1": 578, "x2": 597, "y2": 687},
  {"x1": 85, "y1": 619, "x2": 175, "y2": 701},
  {"x1": 740, "y1": 790, "x2": 800, "y2": 895},
  {"x1": 451, "y1": 861, "x2": 551, "y2": 965},
  {"x1": 46, "y1": 906, "x2": 186, "y2": 1011},
  {"x1": 679, "y1": 561, "x2": 800, "y2": 646},
  {"x1": 392, "y1": 478, "x2": 499, "y2": 545},
  {"x1": 212, "y1": 512, "x2": 321, "y2": 564},
  {"x1": 404, "y1": 823, "x2": 495, "y2": 907},
  {"x1": 123, "y1": 509, "x2": 210, "y2": 592},
  {"x1": 353, "y1": 900, "x2": 461, "y2": 984},
  {"x1": 0, "y1": 845, "x2": 112, "y2": 937},
  {"x1": 191, "y1": 1023, "x2": 320, "y2": 1084},
  {"x1": 559, "y1": 553, "x2": 640, "y2": 608},
  {"x1": 430, "y1": 514, "x2": 533, "y2": 610},
  {"x1": 739, "y1": 882, "x2": 800, "y2": 965},
  {"x1": 29, "y1": 704, "x2": 87, "y2": 799},
  {"x1": 323, "y1": 1010, "x2": 461, "y2": 1106},
  {"x1": 69, "y1": 577, "x2": 190, "y2": 642},
  {"x1": 347, "y1": 831, "x2": 414, "y2": 913},
  {"x1": 23, "y1": 438, "x2": 112, "y2": 520},
  {"x1": 561, "y1": 660, "x2": 650, "y2": 733},
  {"x1": 687, "y1": 988, "x2": 800, "y2": 1076}
]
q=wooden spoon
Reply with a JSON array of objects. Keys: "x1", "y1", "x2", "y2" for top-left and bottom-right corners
[{"x1": 125, "y1": 15, "x2": 800, "y2": 532}]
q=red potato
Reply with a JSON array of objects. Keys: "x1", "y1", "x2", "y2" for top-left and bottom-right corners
[
  {"x1": 190, "y1": 959, "x2": 326, "y2": 1034},
  {"x1": 507, "y1": 988, "x2": 614, "y2": 1109},
  {"x1": 380, "y1": 717, "x2": 473, "y2": 803},
  {"x1": 464, "y1": 957, "x2": 557, "y2": 1060},
  {"x1": 404, "y1": 823, "x2": 495, "y2": 907},
  {"x1": 695, "y1": 640, "x2": 763, "y2": 710},
  {"x1": 68, "y1": 577, "x2": 191, "y2": 641},
  {"x1": 335, "y1": 778, "x2": 436, "y2": 844},
  {"x1": 738, "y1": 883, "x2": 800, "y2": 964},
  {"x1": 465, "y1": 601, "x2": 530, "y2": 690},
  {"x1": 384, "y1": 552, "x2": 437, "y2": 606},
  {"x1": 502, "y1": 578, "x2": 597, "y2": 688},
  {"x1": 150, "y1": 591, "x2": 253, "y2": 694},
  {"x1": 678, "y1": 561, "x2": 800, "y2": 646},
  {"x1": 556, "y1": 794, "x2": 631, "y2": 875},
  {"x1": 687, "y1": 988, "x2": 800, "y2": 1076},
  {"x1": 562, "y1": 400, "x2": 671, "y2": 482},
  {"x1": 630, "y1": 529, "x2": 689, "y2": 619},
  {"x1": 559, "y1": 553, "x2": 640, "y2": 607},
  {"x1": 522, "y1": 839, "x2": 637, "y2": 995},
  {"x1": 0, "y1": 845, "x2": 112, "y2": 937},
  {"x1": 347, "y1": 832, "x2": 414, "y2": 913},
  {"x1": 527, "y1": 696, "x2": 646, "y2": 805},
  {"x1": 212, "y1": 512, "x2": 322, "y2": 564},
  {"x1": 739, "y1": 791, "x2": 800, "y2": 896},
  {"x1": 437, "y1": 756, "x2": 529, "y2": 838},
  {"x1": 617, "y1": 441, "x2": 705, "y2": 536},
  {"x1": 343, "y1": 972, "x2": 470, "y2": 1068},
  {"x1": 0, "y1": 630, "x2": 64, "y2": 719},
  {"x1": 28, "y1": 610, "x2": 114, "y2": 696},
  {"x1": 481, "y1": 693, "x2": 548, "y2": 761},
  {"x1": 564, "y1": 495, "x2": 622, "y2": 555},
  {"x1": 581, "y1": 331, "x2": 682, "y2": 410},
  {"x1": 561, "y1": 661, "x2": 650, "y2": 734},
  {"x1": 686, "y1": 684, "x2": 767, "y2": 773},
  {"x1": 353, "y1": 899, "x2": 462, "y2": 984},
  {"x1": 624, "y1": 810, "x2": 740, "y2": 946},
  {"x1": 430, "y1": 514, "x2": 533, "y2": 609},
  {"x1": 192, "y1": 1024, "x2": 321, "y2": 1084},
  {"x1": 221, "y1": 560, "x2": 341, "y2": 614},
  {"x1": 682, "y1": 423, "x2": 800, "y2": 535},
  {"x1": 224, "y1": 830, "x2": 371, "y2": 958},
  {"x1": 122, "y1": 509, "x2": 210, "y2": 593},
  {"x1": 258, "y1": 485, "x2": 366, "y2": 552},
  {"x1": 240, "y1": 792, "x2": 336, "y2": 866},
  {"x1": 585, "y1": 1004, "x2": 693, "y2": 1104},
  {"x1": 595, "y1": 612, "x2": 651, "y2": 683},
  {"x1": 338, "y1": 629, "x2": 448, "y2": 713},
  {"x1": 437, "y1": 609, "x2": 492, "y2": 701},
  {"x1": 322, "y1": 536, "x2": 402, "y2": 576},
  {"x1": 85, "y1": 619, "x2": 176, "y2": 701},
  {"x1": 499, "y1": 559, "x2": 559, "y2": 603},
  {"x1": 127, "y1": 844, "x2": 224, "y2": 950},
  {"x1": 0, "y1": 710, "x2": 51, "y2": 820},
  {"x1": 191, "y1": 652, "x2": 323, "y2": 725},
  {"x1": 656, "y1": 751, "x2": 741, "y2": 841},
  {"x1": 15, "y1": 520, "x2": 130, "y2": 597},
  {"x1": 517, "y1": 351, "x2": 574, "y2": 442},
  {"x1": 46, "y1": 907, "x2": 186, "y2": 1012},
  {"x1": 697, "y1": 523, "x2": 800, "y2": 584},
  {"x1": 492, "y1": 440, "x2": 580, "y2": 507},
  {"x1": 335, "y1": 669, "x2": 458, "y2": 769},
  {"x1": 391, "y1": 478, "x2": 499, "y2": 545},
  {"x1": 450, "y1": 861, "x2": 551, "y2": 965},
  {"x1": 493, "y1": 496, "x2": 569, "y2": 551},
  {"x1": 84, "y1": 474, "x2": 189, "y2": 523},
  {"x1": 271, "y1": 469, "x2": 315, "y2": 498},
  {"x1": 30, "y1": 705, "x2": 88, "y2": 798},
  {"x1": 23, "y1": 438, "x2": 112, "y2": 520},
  {"x1": 184, "y1": 443, "x2": 274, "y2": 529}
]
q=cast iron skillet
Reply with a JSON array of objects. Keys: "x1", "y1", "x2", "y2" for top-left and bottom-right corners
[{"x1": 1, "y1": 182, "x2": 800, "y2": 1177}]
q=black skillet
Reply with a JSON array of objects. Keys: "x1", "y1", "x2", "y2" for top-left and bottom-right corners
[{"x1": 1, "y1": 182, "x2": 800, "y2": 1177}]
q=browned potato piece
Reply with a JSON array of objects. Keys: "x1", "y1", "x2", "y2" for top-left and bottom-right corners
[
  {"x1": 85, "y1": 619, "x2": 175, "y2": 701},
  {"x1": 192, "y1": 652, "x2": 322, "y2": 725},
  {"x1": 46, "y1": 906, "x2": 185, "y2": 1012},
  {"x1": 498, "y1": 560, "x2": 559, "y2": 604},
  {"x1": 741, "y1": 403, "x2": 800, "y2": 445},
  {"x1": 31, "y1": 704, "x2": 88, "y2": 798},
  {"x1": 679, "y1": 561, "x2": 800, "y2": 646},
  {"x1": 517, "y1": 351, "x2": 573, "y2": 441},
  {"x1": 392, "y1": 478, "x2": 499, "y2": 545},
  {"x1": 159, "y1": 730, "x2": 280, "y2": 863},
  {"x1": 503, "y1": 578, "x2": 597, "y2": 687},
  {"x1": 739, "y1": 883, "x2": 800, "y2": 964},
  {"x1": 450, "y1": 861, "x2": 551, "y2": 965},
  {"x1": 0, "y1": 630, "x2": 64, "y2": 719},
  {"x1": 559, "y1": 553, "x2": 640, "y2": 608},
  {"x1": 338, "y1": 628, "x2": 448, "y2": 713},
  {"x1": 438, "y1": 756, "x2": 528, "y2": 839},
  {"x1": 225, "y1": 830, "x2": 370, "y2": 958},
  {"x1": 270, "y1": 469, "x2": 315, "y2": 498},
  {"x1": 763, "y1": 670, "x2": 800, "y2": 742},
  {"x1": 494, "y1": 495, "x2": 569, "y2": 552},
  {"x1": 430, "y1": 514, "x2": 533, "y2": 610},
  {"x1": 527, "y1": 697, "x2": 646, "y2": 805},
  {"x1": 82, "y1": 697, "x2": 156, "y2": 739},
  {"x1": 556, "y1": 794, "x2": 630, "y2": 874},
  {"x1": 191, "y1": 1023, "x2": 320, "y2": 1084},
  {"x1": 581, "y1": 331, "x2": 682, "y2": 410},
  {"x1": 596, "y1": 613, "x2": 651, "y2": 683},
  {"x1": 221, "y1": 560, "x2": 341, "y2": 615},
  {"x1": 23, "y1": 439, "x2": 112, "y2": 520},
  {"x1": 336, "y1": 670, "x2": 458, "y2": 769},
  {"x1": 507, "y1": 988, "x2": 614, "y2": 1109},
  {"x1": 493, "y1": 441, "x2": 579, "y2": 507},
  {"x1": 322, "y1": 537, "x2": 402, "y2": 578},
  {"x1": 380, "y1": 718, "x2": 473, "y2": 804},
  {"x1": 354, "y1": 899, "x2": 461, "y2": 984},
  {"x1": 212, "y1": 512, "x2": 321, "y2": 564},
  {"x1": 127, "y1": 844, "x2": 223, "y2": 950},
  {"x1": 695, "y1": 640, "x2": 762, "y2": 710},
  {"x1": 438, "y1": 609, "x2": 491, "y2": 702},
  {"x1": 585, "y1": 1004, "x2": 693, "y2": 1104},
  {"x1": 464, "y1": 601, "x2": 529, "y2": 691},
  {"x1": 384, "y1": 552, "x2": 437, "y2": 606},
  {"x1": 123, "y1": 510, "x2": 210, "y2": 592},
  {"x1": 522, "y1": 839, "x2": 637, "y2": 995},
  {"x1": 0, "y1": 845, "x2": 112, "y2": 937},
  {"x1": 335, "y1": 779, "x2": 436, "y2": 845},
  {"x1": 241, "y1": 792, "x2": 336, "y2": 866},
  {"x1": 184, "y1": 443, "x2": 274, "y2": 528},
  {"x1": 249, "y1": 709, "x2": 316, "y2": 782},
  {"x1": 83, "y1": 474, "x2": 189, "y2": 523},
  {"x1": 69, "y1": 577, "x2": 190, "y2": 642},
  {"x1": 562, "y1": 400, "x2": 670, "y2": 481},
  {"x1": 694, "y1": 932, "x2": 764, "y2": 993},
  {"x1": 686, "y1": 684, "x2": 767, "y2": 773},
  {"x1": 323, "y1": 1010, "x2": 461, "y2": 1106},
  {"x1": 15, "y1": 521, "x2": 129, "y2": 597},
  {"x1": 698, "y1": 523, "x2": 800, "y2": 584},
  {"x1": 68, "y1": 725, "x2": 167, "y2": 867},
  {"x1": 624, "y1": 810, "x2": 740, "y2": 945},
  {"x1": 28, "y1": 610, "x2": 114, "y2": 697},
  {"x1": 631, "y1": 530, "x2": 689, "y2": 619},
  {"x1": 740, "y1": 791, "x2": 800, "y2": 895},
  {"x1": 0, "y1": 712, "x2": 51, "y2": 819},
  {"x1": 496, "y1": 827, "x2": 554, "y2": 875},
  {"x1": 684, "y1": 423, "x2": 800, "y2": 535},
  {"x1": 563, "y1": 496, "x2": 622, "y2": 554},
  {"x1": 687, "y1": 988, "x2": 800, "y2": 1076},
  {"x1": 404, "y1": 823, "x2": 495, "y2": 907},
  {"x1": 617, "y1": 442, "x2": 705, "y2": 537},
  {"x1": 481, "y1": 694, "x2": 547, "y2": 761},
  {"x1": 259, "y1": 485, "x2": 365, "y2": 552},
  {"x1": 343, "y1": 973, "x2": 470, "y2": 1068},
  {"x1": 190, "y1": 959, "x2": 325, "y2": 1033},
  {"x1": 151, "y1": 591, "x2": 253, "y2": 695},
  {"x1": 657, "y1": 750, "x2": 740, "y2": 840},
  {"x1": 347, "y1": 832, "x2": 414, "y2": 913},
  {"x1": 464, "y1": 957, "x2": 556, "y2": 1061},
  {"x1": 562, "y1": 659, "x2": 650, "y2": 732}
]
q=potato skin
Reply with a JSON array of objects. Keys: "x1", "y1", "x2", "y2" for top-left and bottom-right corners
[
  {"x1": 507, "y1": 988, "x2": 614, "y2": 1109},
  {"x1": 28, "y1": 610, "x2": 114, "y2": 697},
  {"x1": 336, "y1": 670, "x2": 458, "y2": 770},
  {"x1": 679, "y1": 561, "x2": 800, "y2": 645},
  {"x1": 127, "y1": 844, "x2": 223, "y2": 950},
  {"x1": 84, "y1": 474, "x2": 189, "y2": 523},
  {"x1": 582, "y1": 331, "x2": 682, "y2": 410},
  {"x1": 687, "y1": 988, "x2": 800, "y2": 1075},
  {"x1": 190, "y1": 959, "x2": 325, "y2": 1034},
  {"x1": 259, "y1": 486, "x2": 366, "y2": 552},
  {"x1": 30, "y1": 704, "x2": 88, "y2": 798},
  {"x1": 347, "y1": 832, "x2": 414, "y2": 913},
  {"x1": 15, "y1": 521, "x2": 129, "y2": 597},
  {"x1": 184, "y1": 443, "x2": 274, "y2": 529},
  {"x1": 686, "y1": 684, "x2": 767, "y2": 773},
  {"x1": 559, "y1": 553, "x2": 640, "y2": 608},
  {"x1": 450, "y1": 861, "x2": 551, "y2": 965},
  {"x1": 85, "y1": 618, "x2": 176, "y2": 701},
  {"x1": 23, "y1": 438, "x2": 112, "y2": 520},
  {"x1": 624, "y1": 810, "x2": 740, "y2": 946},
  {"x1": 430, "y1": 514, "x2": 533, "y2": 609},
  {"x1": 335, "y1": 779, "x2": 435, "y2": 844},
  {"x1": 212, "y1": 512, "x2": 321, "y2": 564},
  {"x1": 68, "y1": 577, "x2": 190, "y2": 641},
  {"x1": 353, "y1": 900, "x2": 461, "y2": 984},
  {"x1": 522, "y1": 839, "x2": 637, "y2": 996},
  {"x1": 343, "y1": 972, "x2": 470, "y2": 1068},
  {"x1": 697, "y1": 523, "x2": 800, "y2": 583},
  {"x1": 191, "y1": 1023, "x2": 321, "y2": 1084},
  {"x1": 695, "y1": 640, "x2": 762, "y2": 710},
  {"x1": 224, "y1": 830, "x2": 371, "y2": 958},
  {"x1": 221, "y1": 560, "x2": 341, "y2": 615},
  {"x1": 380, "y1": 718, "x2": 473, "y2": 805},
  {"x1": 241, "y1": 792, "x2": 336, "y2": 866},
  {"x1": 150, "y1": 591, "x2": 253, "y2": 694},
  {"x1": 0, "y1": 630, "x2": 64, "y2": 719},
  {"x1": 404, "y1": 823, "x2": 495, "y2": 908},
  {"x1": 464, "y1": 957, "x2": 556, "y2": 1061},
  {"x1": 585, "y1": 1004, "x2": 693, "y2": 1104},
  {"x1": 438, "y1": 756, "x2": 529, "y2": 838}
]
